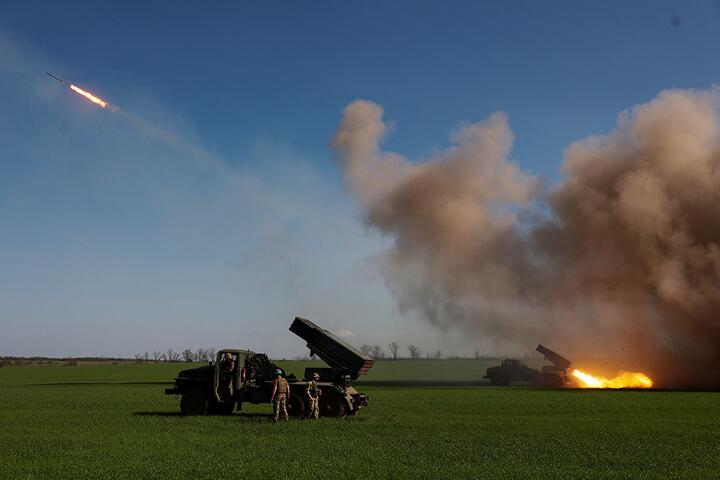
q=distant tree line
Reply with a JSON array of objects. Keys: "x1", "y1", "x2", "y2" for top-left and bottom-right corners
[
  {"x1": 133, "y1": 348, "x2": 216, "y2": 363},
  {"x1": 355, "y1": 343, "x2": 492, "y2": 360},
  {"x1": 132, "y1": 344, "x2": 500, "y2": 363}
]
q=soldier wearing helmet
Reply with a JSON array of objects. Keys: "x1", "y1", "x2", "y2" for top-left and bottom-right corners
[
  {"x1": 271, "y1": 368, "x2": 290, "y2": 422},
  {"x1": 306, "y1": 372, "x2": 322, "y2": 419}
]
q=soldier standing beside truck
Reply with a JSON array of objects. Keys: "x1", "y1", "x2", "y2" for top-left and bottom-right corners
[
  {"x1": 271, "y1": 369, "x2": 290, "y2": 422},
  {"x1": 219, "y1": 353, "x2": 235, "y2": 400},
  {"x1": 306, "y1": 372, "x2": 321, "y2": 419}
]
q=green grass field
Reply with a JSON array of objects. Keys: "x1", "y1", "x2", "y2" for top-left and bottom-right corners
[{"x1": 1, "y1": 362, "x2": 719, "y2": 479}]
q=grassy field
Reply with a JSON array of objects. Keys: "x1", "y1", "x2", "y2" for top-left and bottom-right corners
[
  {"x1": 1, "y1": 362, "x2": 719, "y2": 479},
  {"x1": 0, "y1": 358, "x2": 502, "y2": 385}
]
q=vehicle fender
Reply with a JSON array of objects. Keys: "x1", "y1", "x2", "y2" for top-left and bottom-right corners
[
  {"x1": 325, "y1": 385, "x2": 354, "y2": 412},
  {"x1": 175, "y1": 378, "x2": 212, "y2": 396}
]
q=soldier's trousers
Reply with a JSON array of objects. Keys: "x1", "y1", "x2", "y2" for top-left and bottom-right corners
[
  {"x1": 274, "y1": 393, "x2": 288, "y2": 420},
  {"x1": 307, "y1": 397, "x2": 319, "y2": 419}
]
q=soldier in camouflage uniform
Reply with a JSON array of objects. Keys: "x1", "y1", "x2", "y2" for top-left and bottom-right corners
[
  {"x1": 271, "y1": 369, "x2": 290, "y2": 422},
  {"x1": 219, "y1": 352, "x2": 235, "y2": 400},
  {"x1": 306, "y1": 372, "x2": 321, "y2": 419}
]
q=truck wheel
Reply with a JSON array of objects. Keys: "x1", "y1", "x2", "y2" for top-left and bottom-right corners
[
  {"x1": 490, "y1": 376, "x2": 509, "y2": 386},
  {"x1": 320, "y1": 394, "x2": 346, "y2": 418},
  {"x1": 286, "y1": 393, "x2": 306, "y2": 418},
  {"x1": 545, "y1": 374, "x2": 564, "y2": 389},
  {"x1": 180, "y1": 388, "x2": 209, "y2": 415},
  {"x1": 532, "y1": 372, "x2": 563, "y2": 388}
]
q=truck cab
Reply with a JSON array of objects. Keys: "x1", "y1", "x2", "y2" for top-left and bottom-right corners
[
  {"x1": 164, "y1": 348, "x2": 253, "y2": 415},
  {"x1": 484, "y1": 358, "x2": 536, "y2": 386}
]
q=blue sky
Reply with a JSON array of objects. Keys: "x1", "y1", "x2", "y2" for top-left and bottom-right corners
[{"x1": 1, "y1": 1, "x2": 719, "y2": 357}]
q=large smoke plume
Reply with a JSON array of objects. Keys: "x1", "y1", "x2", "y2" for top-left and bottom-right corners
[{"x1": 332, "y1": 89, "x2": 720, "y2": 388}]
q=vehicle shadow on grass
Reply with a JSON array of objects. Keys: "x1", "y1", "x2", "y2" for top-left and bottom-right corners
[
  {"x1": 131, "y1": 412, "x2": 357, "y2": 422},
  {"x1": 134, "y1": 412, "x2": 275, "y2": 419},
  {"x1": 134, "y1": 412, "x2": 184, "y2": 417},
  {"x1": 34, "y1": 381, "x2": 171, "y2": 386}
]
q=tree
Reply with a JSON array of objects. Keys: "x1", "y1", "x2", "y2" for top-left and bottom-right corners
[
  {"x1": 360, "y1": 344, "x2": 372, "y2": 356},
  {"x1": 474, "y1": 349, "x2": 481, "y2": 360},
  {"x1": 207, "y1": 348, "x2": 216, "y2": 362},
  {"x1": 407, "y1": 345, "x2": 420, "y2": 360},
  {"x1": 166, "y1": 349, "x2": 181, "y2": 362},
  {"x1": 370, "y1": 345, "x2": 385, "y2": 359},
  {"x1": 133, "y1": 353, "x2": 144, "y2": 363},
  {"x1": 388, "y1": 342, "x2": 400, "y2": 360},
  {"x1": 434, "y1": 350, "x2": 442, "y2": 360},
  {"x1": 182, "y1": 349, "x2": 194, "y2": 362},
  {"x1": 196, "y1": 348, "x2": 209, "y2": 362},
  {"x1": 153, "y1": 351, "x2": 163, "y2": 362}
]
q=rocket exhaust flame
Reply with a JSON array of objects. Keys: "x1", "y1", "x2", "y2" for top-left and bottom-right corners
[
  {"x1": 69, "y1": 84, "x2": 108, "y2": 108},
  {"x1": 571, "y1": 369, "x2": 653, "y2": 389}
]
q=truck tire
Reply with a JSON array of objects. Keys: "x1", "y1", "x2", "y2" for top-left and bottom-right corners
[
  {"x1": 544, "y1": 373, "x2": 564, "y2": 389},
  {"x1": 490, "y1": 375, "x2": 509, "y2": 386},
  {"x1": 286, "y1": 393, "x2": 306, "y2": 418},
  {"x1": 532, "y1": 372, "x2": 564, "y2": 388},
  {"x1": 180, "y1": 388, "x2": 209, "y2": 415},
  {"x1": 320, "y1": 394, "x2": 346, "y2": 418}
]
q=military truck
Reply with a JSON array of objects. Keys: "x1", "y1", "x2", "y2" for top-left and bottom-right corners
[
  {"x1": 484, "y1": 358, "x2": 537, "y2": 386},
  {"x1": 165, "y1": 317, "x2": 374, "y2": 417},
  {"x1": 484, "y1": 344, "x2": 571, "y2": 388}
]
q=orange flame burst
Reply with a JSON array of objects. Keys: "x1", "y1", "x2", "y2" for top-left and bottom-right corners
[
  {"x1": 69, "y1": 84, "x2": 108, "y2": 108},
  {"x1": 571, "y1": 369, "x2": 653, "y2": 389}
]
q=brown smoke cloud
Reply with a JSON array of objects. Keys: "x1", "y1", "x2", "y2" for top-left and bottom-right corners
[{"x1": 332, "y1": 89, "x2": 720, "y2": 388}]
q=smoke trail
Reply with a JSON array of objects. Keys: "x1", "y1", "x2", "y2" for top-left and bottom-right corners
[
  {"x1": 333, "y1": 88, "x2": 720, "y2": 388},
  {"x1": 115, "y1": 110, "x2": 231, "y2": 178}
]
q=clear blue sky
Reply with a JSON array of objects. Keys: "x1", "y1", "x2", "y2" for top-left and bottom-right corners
[{"x1": 1, "y1": 1, "x2": 719, "y2": 357}]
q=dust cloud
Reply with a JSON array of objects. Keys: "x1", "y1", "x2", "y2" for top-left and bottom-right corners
[{"x1": 333, "y1": 89, "x2": 720, "y2": 388}]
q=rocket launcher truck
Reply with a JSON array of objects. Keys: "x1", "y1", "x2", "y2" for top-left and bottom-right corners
[
  {"x1": 484, "y1": 344, "x2": 571, "y2": 388},
  {"x1": 165, "y1": 317, "x2": 374, "y2": 417}
]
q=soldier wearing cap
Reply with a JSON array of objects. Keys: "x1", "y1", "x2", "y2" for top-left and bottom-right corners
[
  {"x1": 271, "y1": 369, "x2": 290, "y2": 422},
  {"x1": 306, "y1": 372, "x2": 322, "y2": 419}
]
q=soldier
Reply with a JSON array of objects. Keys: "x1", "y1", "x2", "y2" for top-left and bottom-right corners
[
  {"x1": 271, "y1": 368, "x2": 290, "y2": 422},
  {"x1": 219, "y1": 352, "x2": 235, "y2": 400},
  {"x1": 306, "y1": 372, "x2": 322, "y2": 419}
]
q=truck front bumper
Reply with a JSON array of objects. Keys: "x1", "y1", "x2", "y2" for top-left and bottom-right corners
[{"x1": 354, "y1": 393, "x2": 369, "y2": 408}]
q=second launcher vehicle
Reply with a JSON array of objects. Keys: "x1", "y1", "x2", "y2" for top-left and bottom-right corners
[{"x1": 484, "y1": 344, "x2": 571, "y2": 387}]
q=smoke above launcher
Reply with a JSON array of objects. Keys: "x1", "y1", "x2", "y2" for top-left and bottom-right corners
[{"x1": 332, "y1": 87, "x2": 720, "y2": 389}]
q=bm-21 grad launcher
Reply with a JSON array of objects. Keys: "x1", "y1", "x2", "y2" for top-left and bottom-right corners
[
  {"x1": 484, "y1": 344, "x2": 571, "y2": 387},
  {"x1": 165, "y1": 317, "x2": 374, "y2": 417}
]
